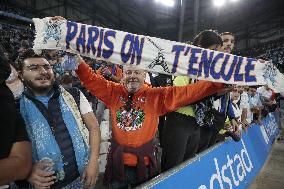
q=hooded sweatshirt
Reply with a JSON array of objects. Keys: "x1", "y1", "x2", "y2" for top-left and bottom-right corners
[{"x1": 76, "y1": 61, "x2": 223, "y2": 166}]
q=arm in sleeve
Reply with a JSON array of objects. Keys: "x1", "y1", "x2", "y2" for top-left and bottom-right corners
[
  {"x1": 75, "y1": 61, "x2": 117, "y2": 107},
  {"x1": 81, "y1": 111, "x2": 100, "y2": 186},
  {"x1": 0, "y1": 112, "x2": 32, "y2": 185},
  {"x1": 79, "y1": 91, "x2": 93, "y2": 114},
  {"x1": 152, "y1": 80, "x2": 224, "y2": 116},
  {"x1": 172, "y1": 76, "x2": 190, "y2": 86}
]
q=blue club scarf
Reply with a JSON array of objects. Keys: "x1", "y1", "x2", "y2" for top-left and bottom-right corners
[{"x1": 20, "y1": 86, "x2": 90, "y2": 180}]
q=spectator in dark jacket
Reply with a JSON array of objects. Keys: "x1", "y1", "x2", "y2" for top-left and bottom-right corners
[{"x1": 0, "y1": 44, "x2": 32, "y2": 188}]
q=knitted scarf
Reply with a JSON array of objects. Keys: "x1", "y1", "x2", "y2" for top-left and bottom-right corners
[{"x1": 20, "y1": 86, "x2": 89, "y2": 180}]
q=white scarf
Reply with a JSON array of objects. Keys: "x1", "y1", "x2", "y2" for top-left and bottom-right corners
[{"x1": 33, "y1": 17, "x2": 284, "y2": 93}]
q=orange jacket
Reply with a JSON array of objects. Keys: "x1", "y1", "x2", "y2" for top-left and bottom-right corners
[{"x1": 76, "y1": 61, "x2": 223, "y2": 166}]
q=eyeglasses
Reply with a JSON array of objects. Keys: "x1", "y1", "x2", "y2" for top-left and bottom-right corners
[{"x1": 26, "y1": 64, "x2": 52, "y2": 72}]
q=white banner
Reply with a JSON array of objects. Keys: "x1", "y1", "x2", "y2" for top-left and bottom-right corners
[{"x1": 33, "y1": 17, "x2": 284, "y2": 92}]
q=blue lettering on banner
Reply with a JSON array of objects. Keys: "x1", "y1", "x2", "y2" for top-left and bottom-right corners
[
  {"x1": 102, "y1": 30, "x2": 116, "y2": 59},
  {"x1": 234, "y1": 57, "x2": 244, "y2": 81},
  {"x1": 188, "y1": 48, "x2": 201, "y2": 76},
  {"x1": 245, "y1": 58, "x2": 257, "y2": 82},
  {"x1": 221, "y1": 55, "x2": 238, "y2": 81},
  {"x1": 66, "y1": 21, "x2": 78, "y2": 49},
  {"x1": 39, "y1": 20, "x2": 276, "y2": 87},
  {"x1": 97, "y1": 29, "x2": 104, "y2": 58},
  {"x1": 184, "y1": 46, "x2": 191, "y2": 56},
  {"x1": 171, "y1": 45, "x2": 185, "y2": 73},
  {"x1": 132, "y1": 36, "x2": 145, "y2": 65},
  {"x1": 169, "y1": 45, "x2": 258, "y2": 82},
  {"x1": 147, "y1": 113, "x2": 279, "y2": 189},
  {"x1": 121, "y1": 34, "x2": 145, "y2": 65},
  {"x1": 76, "y1": 24, "x2": 86, "y2": 53},
  {"x1": 199, "y1": 50, "x2": 214, "y2": 78},
  {"x1": 210, "y1": 53, "x2": 224, "y2": 79},
  {"x1": 121, "y1": 34, "x2": 135, "y2": 64},
  {"x1": 67, "y1": 23, "x2": 118, "y2": 60},
  {"x1": 86, "y1": 26, "x2": 99, "y2": 54}
]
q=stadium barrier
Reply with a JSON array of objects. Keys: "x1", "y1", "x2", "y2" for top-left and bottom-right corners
[{"x1": 139, "y1": 112, "x2": 280, "y2": 189}]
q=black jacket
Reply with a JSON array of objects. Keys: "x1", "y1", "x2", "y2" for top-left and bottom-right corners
[{"x1": 0, "y1": 83, "x2": 28, "y2": 159}]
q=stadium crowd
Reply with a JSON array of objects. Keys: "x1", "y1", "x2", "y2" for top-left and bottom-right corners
[
  {"x1": 0, "y1": 4, "x2": 26, "y2": 16},
  {"x1": 236, "y1": 38, "x2": 284, "y2": 73},
  {"x1": 0, "y1": 8, "x2": 283, "y2": 189}
]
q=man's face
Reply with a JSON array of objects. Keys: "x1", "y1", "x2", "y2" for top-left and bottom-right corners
[
  {"x1": 249, "y1": 88, "x2": 257, "y2": 97},
  {"x1": 231, "y1": 89, "x2": 240, "y2": 101},
  {"x1": 48, "y1": 50, "x2": 58, "y2": 58},
  {"x1": 3, "y1": 52, "x2": 9, "y2": 60},
  {"x1": 47, "y1": 50, "x2": 60, "y2": 65},
  {"x1": 20, "y1": 58, "x2": 55, "y2": 95},
  {"x1": 236, "y1": 86, "x2": 244, "y2": 94},
  {"x1": 122, "y1": 65, "x2": 146, "y2": 93},
  {"x1": 221, "y1": 34, "x2": 235, "y2": 53}
]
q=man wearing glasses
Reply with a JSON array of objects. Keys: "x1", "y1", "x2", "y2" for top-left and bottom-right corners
[{"x1": 16, "y1": 49, "x2": 100, "y2": 189}]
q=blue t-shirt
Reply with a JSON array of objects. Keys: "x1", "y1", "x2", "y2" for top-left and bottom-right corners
[{"x1": 35, "y1": 95, "x2": 52, "y2": 107}]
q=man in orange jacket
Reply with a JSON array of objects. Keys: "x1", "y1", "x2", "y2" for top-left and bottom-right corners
[{"x1": 74, "y1": 54, "x2": 224, "y2": 189}]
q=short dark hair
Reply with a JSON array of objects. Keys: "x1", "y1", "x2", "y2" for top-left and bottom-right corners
[
  {"x1": 192, "y1": 30, "x2": 223, "y2": 49},
  {"x1": 220, "y1": 32, "x2": 235, "y2": 37},
  {"x1": 60, "y1": 74, "x2": 73, "y2": 85},
  {"x1": 17, "y1": 49, "x2": 43, "y2": 71},
  {"x1": 249, "y1": 85, "x2": 259, "y2": 89}
]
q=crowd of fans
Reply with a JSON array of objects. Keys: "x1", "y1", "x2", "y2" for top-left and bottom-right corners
[
  {"x1": 0, "y1": 23, "x2": 34, "y2": 63},
  {"x1": 0, "y1": 11, "x2": 283, "y2": 189},
  {"x1": 236, "y1": 37, "x2": 284, "y2": 73},
  {"x1": 0, "y1": 4, "x2": 26, "y2": 16}
]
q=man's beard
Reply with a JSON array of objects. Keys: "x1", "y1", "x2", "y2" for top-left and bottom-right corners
[
  {"x1": 23, "y1": 79, "x2": 54, "y2": 95},
  {"x1": 126, "y1": 82, "x2": 141, "y2": 93}
]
